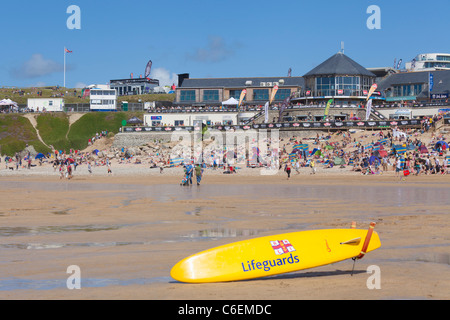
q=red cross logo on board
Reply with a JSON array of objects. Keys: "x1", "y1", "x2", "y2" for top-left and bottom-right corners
[{"x1": 270, "y1": 240, "x2": 296, "y2": 255}]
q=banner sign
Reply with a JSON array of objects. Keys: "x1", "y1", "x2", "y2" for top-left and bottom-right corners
[
  {"x1": 124, "y1": 119, "x2": 421, "y2": 132},
  {"x1": 430, "y1": 93, "x2": 448, "y2": 99}
]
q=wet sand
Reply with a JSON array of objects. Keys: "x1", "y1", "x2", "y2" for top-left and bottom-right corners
[{"x1": 0, "y1": 172, "x2": 449, "y2": 300}]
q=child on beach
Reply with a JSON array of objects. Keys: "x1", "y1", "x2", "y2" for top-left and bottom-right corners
[
  {"x1": 284, "y1": 162, "x2": 292, "y2": 179},
  {"x1": 310, "y1": 159, "x2": 316, "y2": 174},
  {"x1": 195, "y1": 164, "x2": 203, "y2": 185}
]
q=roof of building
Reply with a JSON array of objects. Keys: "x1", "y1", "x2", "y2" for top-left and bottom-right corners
[
  {"x1": 179, "y1": 76, "x2": 305, "y2": 89},
  {"x1": 303, "y1": 52, "x2": 376, "y2": 77},
  {"x1": 377, "y1": 70, "x2": 450, "y2": 95}
]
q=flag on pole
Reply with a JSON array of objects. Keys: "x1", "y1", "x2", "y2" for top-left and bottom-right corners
[
  {"x1": 64, "y1": 47, "x2": 72, "y2": 88},
  {"x1": 145, "y1": 60, "x2": 152, "y2": 78},
  {"x1": 366, "y1": 83, "x2": 378, "y2": 101},
  {"x1": 365, "y1": 99, "x2": 373, "y2": 120},
  {"x1": 323, "y1": 99, "x2": 334, "y2": 120},
  {"x1": 238, "y1": 89, "x2": 247, "y2": 107},
  {"x1": 429, "y1": 73, "x2": 434, "y2": 92},
  {"x1": 269, "y1": 85, "x2": 278, "y2": 105},
  {"x1": 264, "y1": 101, "x2": 269, "y2": 123},
  {"x1": 279, "y1": 92, "x2": 295, "y2": 119}
]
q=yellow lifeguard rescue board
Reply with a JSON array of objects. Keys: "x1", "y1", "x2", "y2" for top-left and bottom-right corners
[{"x1": 171, "y1": 227, "x2": 381, "y2": 283}]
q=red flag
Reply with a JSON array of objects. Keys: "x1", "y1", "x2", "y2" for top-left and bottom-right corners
[{"x1": 65, "y1": 48, "x2": 72, "y2": 53}]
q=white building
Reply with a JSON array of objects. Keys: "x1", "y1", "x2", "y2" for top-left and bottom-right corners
[
  {"x1": 406, "y1": 53, "x2": 450, "y2": 71},
  {"x1": 27, "y1": 98, "x2": 64, "y2": 112},
  {"x1": 89, "y1": 88, "x2": 117, "y2": 111},
  {"x1": 144, "y1": 112, "x2": 239, "y2": 127}
]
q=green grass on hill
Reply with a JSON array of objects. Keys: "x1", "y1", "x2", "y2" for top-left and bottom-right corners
[
  {"x1": 36, "y1": 113, "x2": 71, "y2": 151},
  {"x1": 67, "y1": 111, "x2": 143, "y2": 150},
  {"x1": 0, "y1": 114, "x2": 50, "y2": 156},
  {"x1": 0, "y1": 111, "x2": 147, "y2": 156},
  {"x1": 0, "y1": 87, "x2": 175, "y2": 105}
]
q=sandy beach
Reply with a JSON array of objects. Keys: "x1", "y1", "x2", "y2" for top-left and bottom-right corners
[{"x1": 0, "y1": 164, "x2": 449, "y2": 300}]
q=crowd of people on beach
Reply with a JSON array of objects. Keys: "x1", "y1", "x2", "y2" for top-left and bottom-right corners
[
  {"x1": 277, "y1": 126, "x2": 449, "y2": 179},
  {"x1": 1, "y1": 123, "x2": 449, "y2": 184}
]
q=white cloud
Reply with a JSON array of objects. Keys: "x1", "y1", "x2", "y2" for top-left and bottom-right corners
[
  {"x1": 150, "y1": 67, "x2": 178, "y2": 87},
  {"x1": 187, "y1": 36, "x2": 235, "y2": 63},
  {"x1": 74, "y1": 82, "x2": 87, "y2": 89},
  {"x1": 33, "y1": 81, "x2": 46, "y2": 88},
  {"x1": 11, "y1": 54, "x2": 64, "y2": 79}
]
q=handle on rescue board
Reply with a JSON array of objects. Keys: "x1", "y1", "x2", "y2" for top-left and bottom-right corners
[{"x1": 356, "y1": 222, "x2": 376, "y2": 260}]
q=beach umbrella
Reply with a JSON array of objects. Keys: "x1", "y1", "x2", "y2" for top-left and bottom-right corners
[
  {"x1": 418, "y1": 145, "x2": 428, "y2": 154},
  {"x1": 35, "y1": 153, "x2": 45, "y2": 160},
  {"x1": 435, "y1": 141, "x2": 449, "y2": 150},
  {"x1": 369, "y1": 155, "x2": 381, "y2": 165}
]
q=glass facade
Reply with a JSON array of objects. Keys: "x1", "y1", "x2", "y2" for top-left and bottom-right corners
[
  {"x1": 313, "y1": 76, "x2": 374, "y2": 97},
  {"x1": 392, "y1": 84, "x2": 423, "y2": 97},
  {"x1": 437, "y1": 55, "x2": 450, "y2": 62},
  {"x1": 314, "y1": 76, "x2": 372, "y2": 96},
  {"x1": 180, "y1": 90, "x2": 196, "y2": 102},
  {"x1": 424, "y1": 62, "x2": 450, "y2": 68},
  {"x1": 203, "y1": 90, "x2": 219, "y2": 101}
]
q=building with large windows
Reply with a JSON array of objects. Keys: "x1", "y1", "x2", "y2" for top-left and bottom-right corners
[
  {"x1": 174, "y1": 51, "x2": 450, "y2": 109},
  {"x1": 295, "y1": 52, "x2": 380, "y2": 105},
  {"x1": 378, "y1": 69, "x2": 450, "y2": 102},
  {"x1": 405, "y1": 53, "x2": 450, "y2": 71},
  {"x1": 110, "y1": 78, "x2": 159, "y2": 96},
  {"x1": 175, "y1": 75, "x2": 304, "y2": 106}
]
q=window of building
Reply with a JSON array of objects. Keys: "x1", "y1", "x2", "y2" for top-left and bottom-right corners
[
  {"x1": 275, "y1": 89, "x2": 291, "y2": 101},
  {"x1": 180, "y1": 90, "x2": 196, "y2": 102},
  {"x1": 203, "y1": 90, "x2": 219, "y2": 101},
  {"x1": 392, "y1": 84, "x2": 423, "y2": 97},
  {"x1": 229, "y1": 90, "x2": 246, "y2": 101},
  {"x1": 253, "y1": 89, "x2": 269, "y2": 101},
  {"x1": 437, "y1": 55, "x2": 450, "y2": 62}
]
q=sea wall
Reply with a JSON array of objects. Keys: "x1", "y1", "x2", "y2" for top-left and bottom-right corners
[{"x1": 112, "y1": 130, "x2": 326, "y2": 149}]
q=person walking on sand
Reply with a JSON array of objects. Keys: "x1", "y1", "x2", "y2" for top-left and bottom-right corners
[
  {"x1": 67, "y1": 163, "x2": 73, "y2": 179},
  {"x1": 59, "y1": 164, "x2": 65, "y2": 179},
  {"x1": 310, "y1": 159, "x2": 316, "y2": 174},
  {"x1": 395, "y1": 157, "x2": 402, "y2": 178},
  {"x1": 186, "y1": 162, "x2": 194, "y2": 185},
  {"x1": 195, "y1": 163, "x2": 203, "y2": 185},
  {"x1": 295, "y1": 159, "x2": 300, "y2": 174},
  {"x1": 284, "y1": 162, "x2": 292, "y2": 179}
]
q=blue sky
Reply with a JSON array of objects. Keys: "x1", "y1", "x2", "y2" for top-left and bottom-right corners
[{"x1": 1, "y1": 0, "x2": 449, "y2": 88}]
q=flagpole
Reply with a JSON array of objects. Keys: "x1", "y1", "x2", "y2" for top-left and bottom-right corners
[{"x1": 64, "y1": 47, "x2": 66, "y2": 88}]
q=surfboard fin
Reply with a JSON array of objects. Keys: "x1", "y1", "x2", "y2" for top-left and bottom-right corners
[
  {"x1": 350, "y1": 222, "x2": 377, "y2": 276},
  {"x1": 340, "y1": 237, "x2": 361, "y2": 245},
  {"x1": 355, "y1": 222, "x2": 376, "y2": 260}
]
